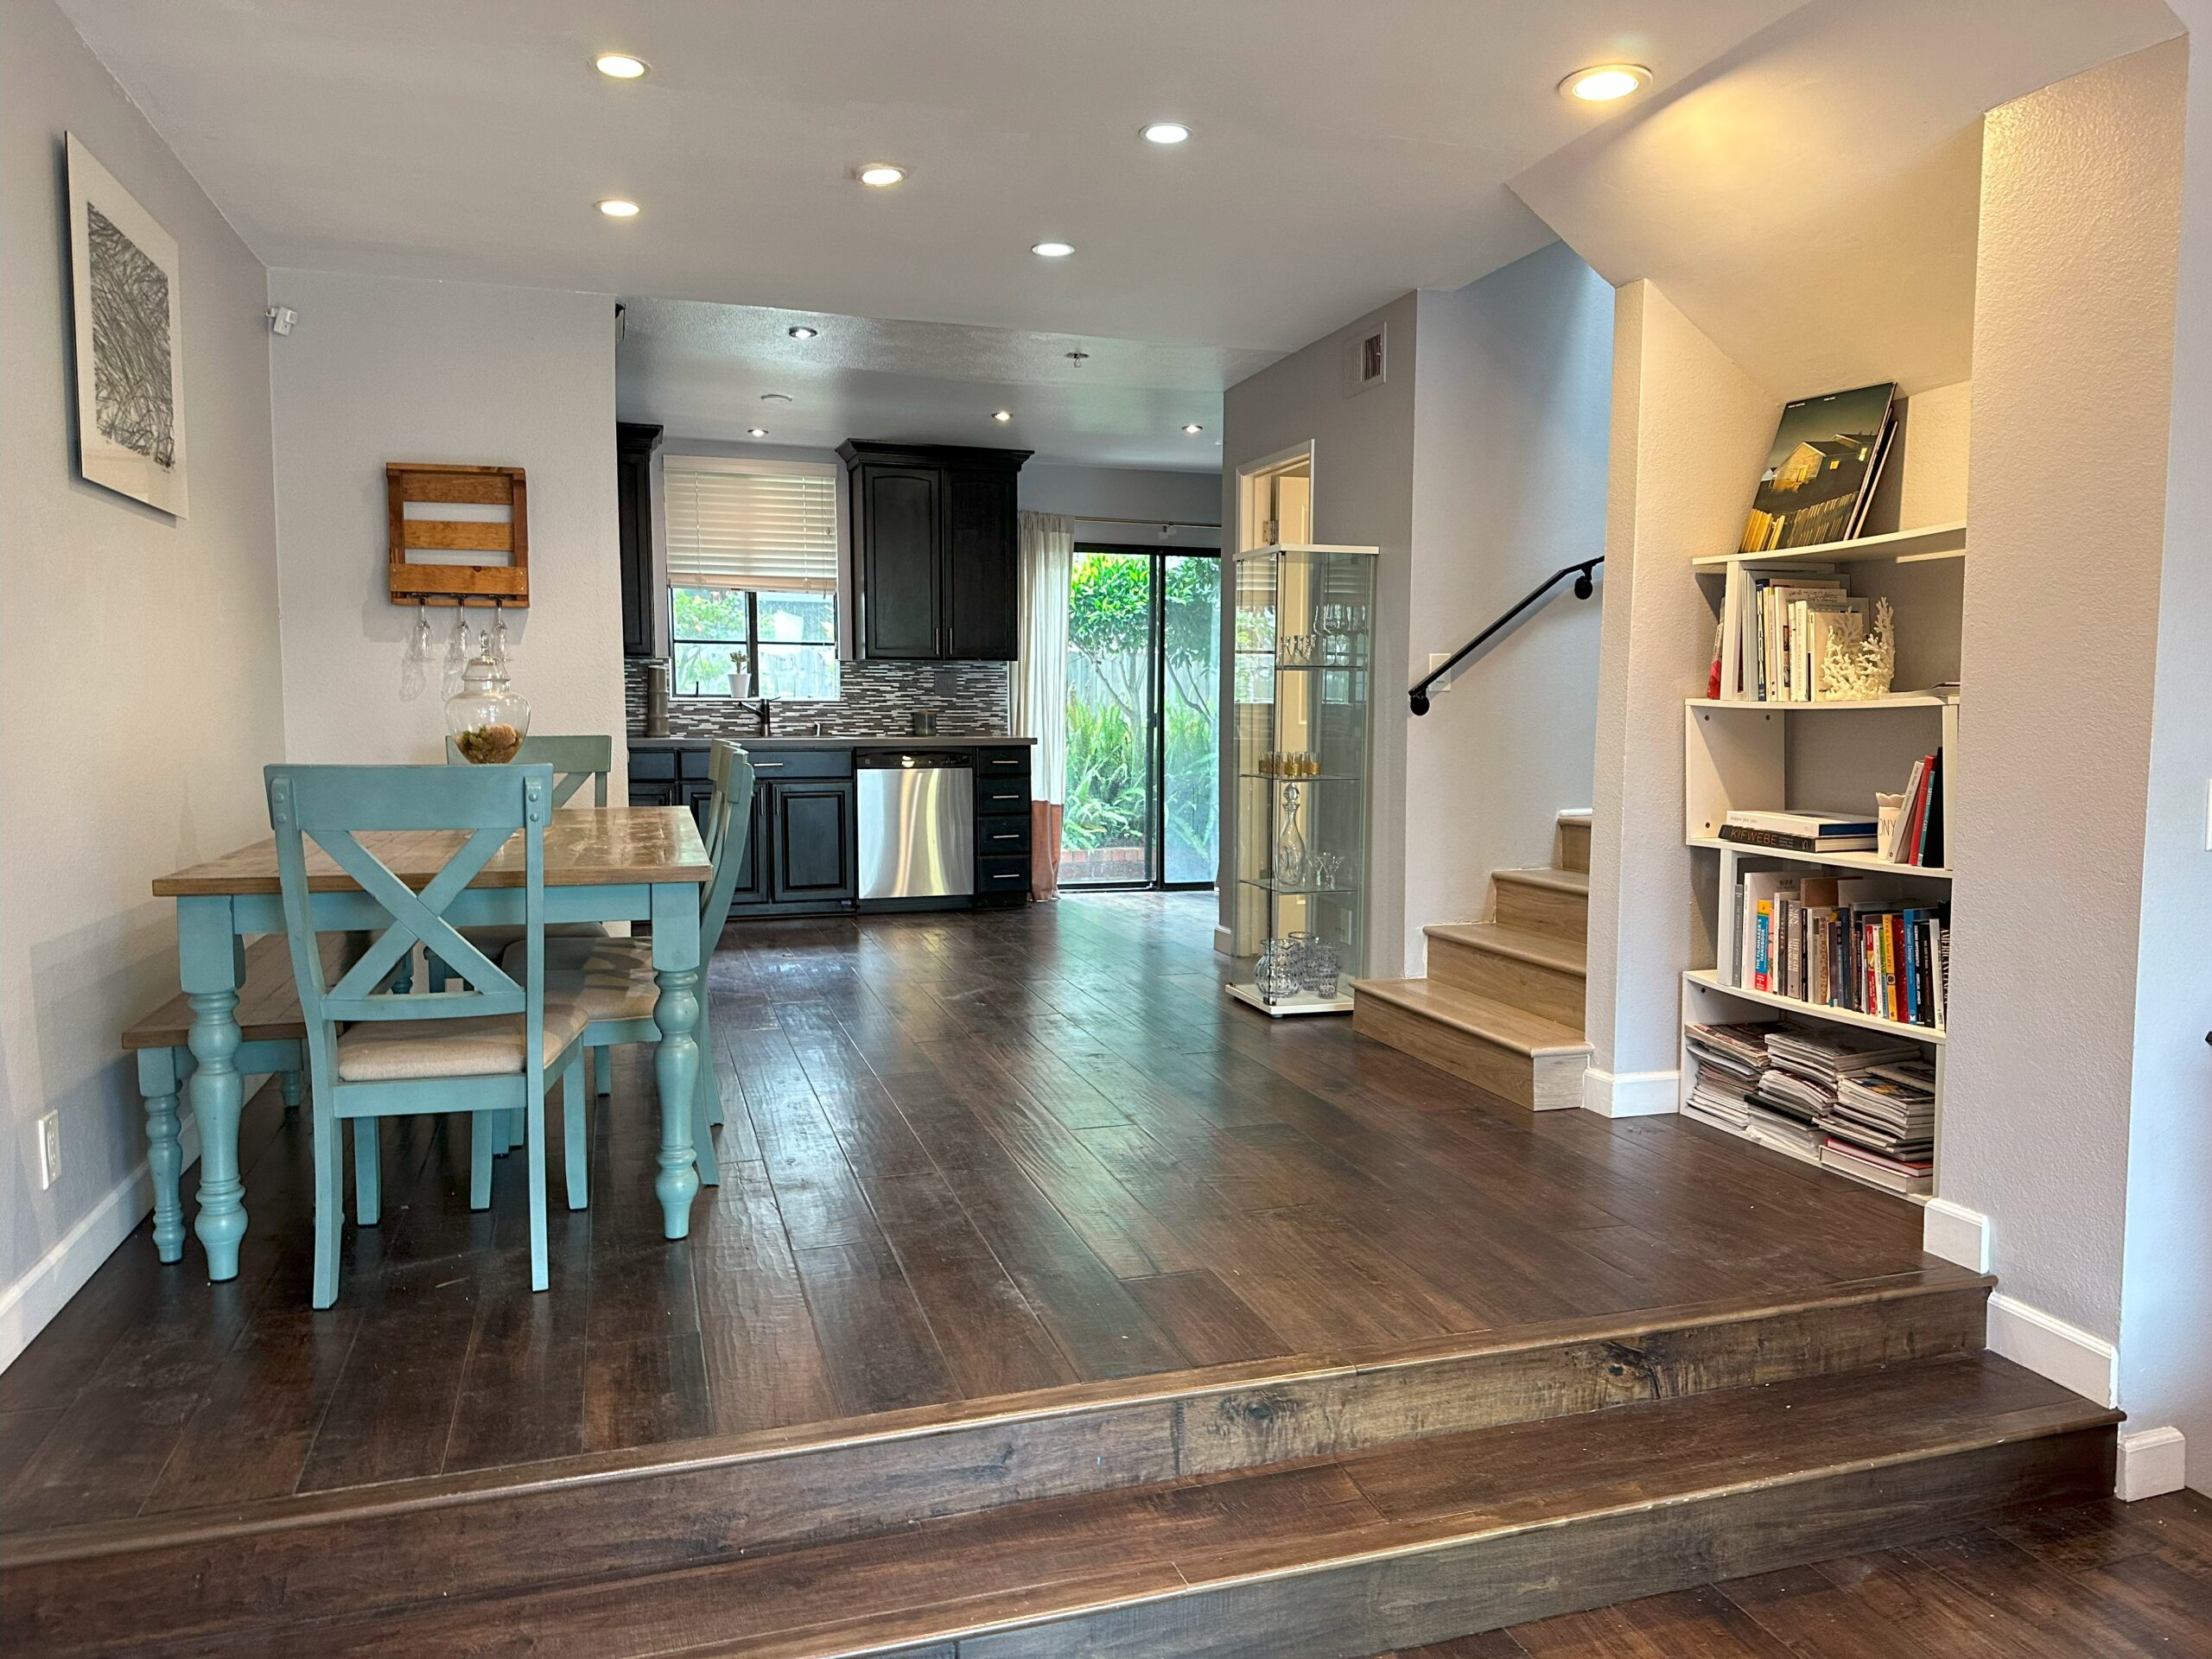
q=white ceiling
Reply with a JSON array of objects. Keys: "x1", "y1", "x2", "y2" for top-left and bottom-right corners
[
  {"x1": 617, "y1": 302, "x2": 1266, "y2": 467},
  {"x1": 56, "y1": 0, "x2": 1804, "y2": 353},
  {"x1": 1511, "y1": 0, "x2": 2185, "y2": 399}
]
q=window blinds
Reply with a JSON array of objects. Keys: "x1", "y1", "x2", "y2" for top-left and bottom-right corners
[{"x1": 664, "y1": 466, "x2": 838, "y2": 592}]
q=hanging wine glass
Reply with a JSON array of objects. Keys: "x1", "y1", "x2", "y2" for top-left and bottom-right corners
[
  {"x1": 442, "y1": 612, "x2": 474, "y2": 702},
  {"x1": 399, "y1": 601, "x2": 432, "y2": 702},
  {"x1": 485, "y1": 601, "x2": 511, "y2": 675}
]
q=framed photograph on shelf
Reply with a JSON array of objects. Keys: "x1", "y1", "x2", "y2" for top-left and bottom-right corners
[{"x1": 66, "y1": 133, "x2": 188, "y2": 516}]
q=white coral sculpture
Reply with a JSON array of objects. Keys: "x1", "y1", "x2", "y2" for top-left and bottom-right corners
[{"x1": 1819, "y1": 597, "x2": 1896, "y2": 701}]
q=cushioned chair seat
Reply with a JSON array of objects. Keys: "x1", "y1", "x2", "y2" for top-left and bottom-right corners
[
  {"x1": 501, "y1": 938, "x2": 658, "y2": 1024},
  {"x1": 336, "y1": 1000, "x2": 592, "y2": 1082}
]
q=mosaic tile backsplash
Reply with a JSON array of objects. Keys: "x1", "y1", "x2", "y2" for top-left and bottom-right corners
[{"x1": 626, "y1": 658, "x2": 1014, "y2": 739}]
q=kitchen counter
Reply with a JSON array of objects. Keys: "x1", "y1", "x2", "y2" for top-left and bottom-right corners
[{"x1": 629, "y1": 734, "x2": 1037, "y2": 751}]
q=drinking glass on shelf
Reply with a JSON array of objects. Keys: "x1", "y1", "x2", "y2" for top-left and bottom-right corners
[
  {"x1": 1304, "y1": 938, "x2": 1341, "y2": 999},
  {"x1": 1315, "y1": 852, "x2": 1344, "y2": 890},
  {"x1": 1256, "y1": 938, "x2": 1304, "y2": 1003}
]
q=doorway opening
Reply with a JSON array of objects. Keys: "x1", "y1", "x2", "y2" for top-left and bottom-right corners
[{"x1": 1060, "y1": 544, "x2": 1221, "y2": 889}]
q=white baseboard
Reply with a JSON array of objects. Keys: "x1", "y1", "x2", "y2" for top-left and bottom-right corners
[
  {"x1": 1212, "y1": 925, "x2": 1235, "y2": 957},
  {"x1": 2118, "y1": 1427, "x2": 2188, "y2": 1501},
  {"x1": 0, "y1": 1119, "x2": 200, "y2": 1375},
  {"x1": 1581, "y1": 1066, "x2": 1679, "y2": 1117},
  {"x1": 1986, "y1": 1291, "x2": 2119, "y2": 1408},
  {"x1": 1923, "y1": 1197, "x2": 1992, "y2": 1274}
]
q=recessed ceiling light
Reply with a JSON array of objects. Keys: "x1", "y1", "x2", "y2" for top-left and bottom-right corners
[
  {"x1": 1560, "y1": 63, "x2": 1651, "y2": 103},
  {"x1": 594, "y1": 53, "x2": 649, "y2": 79},
  {"x1": 1141, "y1": 121, "x2": 1192, "y2": 145},
  {"x1": 596, "y1": 198, "x2": 641, "y2": 218},
  {"x1": 992, "y1": 410, "x2": 1014, "y2": 423},
  {"x1": 787, "y1": 326, "x2": 818, "y2": 340},
  {"x1": 1182, "y1": 423, "x2": 1204, "y2": 435},
  {"x1": 747, "y1": 427, "x2": 769, "y2": 437},
  {"x1": 856, "y1": 164, "x2": 906, "y2": 188},
  {"x1": 1031, "y1": 240, "x2": 1075, "y2": 258}
]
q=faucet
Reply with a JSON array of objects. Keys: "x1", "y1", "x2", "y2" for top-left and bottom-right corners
[{"x1": 735, "y1": 697, "x2": 774, "y2": 736}]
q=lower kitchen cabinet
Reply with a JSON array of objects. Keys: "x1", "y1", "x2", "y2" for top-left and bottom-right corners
[{"x1": 767, "y1": 780, "x2": 856, "y2": 905}]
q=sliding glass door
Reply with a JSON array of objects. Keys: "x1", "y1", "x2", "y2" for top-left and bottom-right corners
[{"x1": 1063, "y1": 545, "x2": 1220, "y2": 889}]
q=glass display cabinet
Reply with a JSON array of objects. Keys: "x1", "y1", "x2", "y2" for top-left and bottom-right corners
[{"x1": 1226, "y1": 543, "x2": 1378, "y2": 1015}]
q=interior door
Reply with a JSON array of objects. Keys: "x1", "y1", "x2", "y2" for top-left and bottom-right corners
[{"x1": 860, "y1": 466, "x2": 941, "y2": 658}]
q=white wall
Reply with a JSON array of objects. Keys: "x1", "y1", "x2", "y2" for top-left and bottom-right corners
[
  {"x1": 268, "y1": 270, "x2": 625, "y2": 771},
  {"x1": 1021, "y1": 464, "x2": 1221, "y2": 551},
  {"x1": 1581, "y1": 283, "x2": 1777, "y2": 1091},
  {"x1": 1943, "y1": 41, "x2": 2186, "y2": 1351},
  {"x1": 1219, "y1": 295, "x2": 1419, "y2": 975},
  {"x1": 0, "y1": 0, "x2": 284, "y2": 1353},
  {"x1": 1405, "y1": 243, "x2": 1611, "y2": 965}
]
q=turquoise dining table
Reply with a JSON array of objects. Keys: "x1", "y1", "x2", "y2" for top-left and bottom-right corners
[{"x1": 150, "y1": 805, "x2": 715, "y2": 1281}]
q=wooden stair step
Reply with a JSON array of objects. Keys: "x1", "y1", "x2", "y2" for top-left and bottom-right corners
[
  {"x1": 1556, "y1": 809, "x2": 1592, "y2": 875},
  {"x1": 1352, "y1": 977, "x2": 1591, "y2": 1110},
  {"x1": 0, "y1": 1269, "x2": 1995, "y2": 1656},
  {"x1": 1421, "y1": 923, "x2": 1586, "y2": 1027},
  {"x1": 171, "y1": 1351, "x2": 2117, "y2": 1658},
  {"x1": 1491, "y1": 866, "x2": 1589, "y2": 942}
]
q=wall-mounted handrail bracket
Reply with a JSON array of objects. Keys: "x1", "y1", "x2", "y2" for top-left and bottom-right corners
[{"x1": 1408, "y1": 556, "x2": 1602, "y2": 715}]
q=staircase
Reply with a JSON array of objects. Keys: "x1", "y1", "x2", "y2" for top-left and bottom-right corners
[
  {"x1": 1353, "y1": 809, "x2": 1594, "y2": 1110},
  {"x1": 1, "y1": 1268, "x2": 2120, "y2": 1656}
]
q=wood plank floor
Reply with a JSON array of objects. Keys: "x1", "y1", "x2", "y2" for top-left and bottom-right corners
[
  {"x1": 1386, "y1": 1488, "x2": 2212, "y2": 1657},
  {"x1": 0, "y1": 893, "x2": 1932, "y2": 1532}
]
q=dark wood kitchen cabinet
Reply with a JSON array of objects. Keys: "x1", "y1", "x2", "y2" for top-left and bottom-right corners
[
  {"x1": 767, "y1": 781, "x2": 856, "y2": 905},
  {"x1": 838, "y1": 442, "x2": 1029, "y2": 661},
  {"x1": 616, "y1": 422, "x2": 663, "y2": 658}
]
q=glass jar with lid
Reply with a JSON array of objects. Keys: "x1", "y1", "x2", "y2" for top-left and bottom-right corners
[{"x1": 444, "y1": 647, "x2": 531, "y2": 763}]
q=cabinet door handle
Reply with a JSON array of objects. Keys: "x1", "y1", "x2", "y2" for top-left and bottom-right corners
[
  {"x1": 755, "y1": 761, "x2": 786, "y2": 768},
  {"x1": 988, "y1": 832, "x2": 1019, "y2": 841}
]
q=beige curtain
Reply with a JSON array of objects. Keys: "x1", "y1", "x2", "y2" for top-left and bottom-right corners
[{"x1": 1012, "y1": 512, "x2": 1073, "y2": 899}]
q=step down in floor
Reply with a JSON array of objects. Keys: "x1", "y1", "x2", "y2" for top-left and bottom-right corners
[
  {"x1": 1351, "y1": 975, "x2": 1592, "y2": 1111},
  {"x1": 1, "y1": 1269, "x2": 2005, "y2": 1656},
  {"x1": 82, "y1": 1350, "x2": 2119, "y2": 1658}
]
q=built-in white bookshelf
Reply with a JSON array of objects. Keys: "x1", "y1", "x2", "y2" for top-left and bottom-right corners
[{"x1": 1681, "y1": 522, "x2": 1965, "y2": 1201}]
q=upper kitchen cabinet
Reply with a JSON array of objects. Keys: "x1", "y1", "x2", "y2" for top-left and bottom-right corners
[
  {"x1": 838, "y1": 442, "x2": 1029, "y2": 661},
  {"x1": 616, "y1": 422, "x2": 664, "y2": 658}
]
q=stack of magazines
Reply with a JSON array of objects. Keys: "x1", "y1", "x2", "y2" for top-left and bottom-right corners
[
  {"x1": 1818, "y1": 1057, "x2": 1938, "y2": 1195},
  {"x1": 1682, "y1": 1020, "x2": 1777, "y2": 1132},
  {"x1": 1745, "y1": 1027, "x2": 1922, "y2": 1165}
]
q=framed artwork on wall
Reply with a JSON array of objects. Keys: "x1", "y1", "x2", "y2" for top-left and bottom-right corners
[{"x1": 66, "y1": 133, "x2": 188, "y2": 516}]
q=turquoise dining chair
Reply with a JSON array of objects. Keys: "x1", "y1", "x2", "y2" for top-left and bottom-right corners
[
  {"x1": 501, "y1": 741, "x2": 755, "y2": 1205},
  {"x1": 433, "y1": 734, "x2": 617, "y2": 1112},
  {"x1": 267, "y1": 762, "x2": 589, "y2": 1307}
]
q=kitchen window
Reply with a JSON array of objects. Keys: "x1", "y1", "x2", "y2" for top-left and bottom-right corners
[{"x1": 665, "y1": 458, "x2": 841, "y2": 699}]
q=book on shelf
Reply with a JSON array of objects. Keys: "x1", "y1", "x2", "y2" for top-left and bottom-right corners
[
  {"x1": 1879, "y1": 750, "x2": 1946, "y2": 866},
  {"x1": 1736, "y1": 383, "x2": 1898, "y2": 556},
  {"x1": 1730, "y1": 870, "x2": 1948, "y2": 1027},
  {"x1": 1820, "y1": 1139, "x2": 1933, "y2": 1197},
  {"x1": 1720, "y1": 808, "x2": 1879, "y2": 853}
]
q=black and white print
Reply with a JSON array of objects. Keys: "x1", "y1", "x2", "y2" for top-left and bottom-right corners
[{"x1": 67, "y1": 134, "x2": 188, "y2": 515}]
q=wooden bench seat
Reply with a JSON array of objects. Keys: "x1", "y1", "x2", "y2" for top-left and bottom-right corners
[{"x1": 123, "y1": 935, "x2": 349, "y2": 1268}]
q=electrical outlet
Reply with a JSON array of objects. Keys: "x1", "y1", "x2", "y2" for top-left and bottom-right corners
[{"x1": 36, "y1": 1111, "x2": 60, "y2": 1191}]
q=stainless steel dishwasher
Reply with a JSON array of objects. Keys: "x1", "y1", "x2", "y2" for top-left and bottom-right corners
[{"x1": 856, "y1": 751, "x2": 975, "y2": 900}]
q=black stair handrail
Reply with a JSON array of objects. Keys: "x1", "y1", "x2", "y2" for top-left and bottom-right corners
[{"x1": 1408, "y1": 556, "x2": 1603, "y2": 715}]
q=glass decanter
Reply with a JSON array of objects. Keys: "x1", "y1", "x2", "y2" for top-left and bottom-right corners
[{"x1": 1274, "y1": 780, "x2": 1310, "y2": 887}]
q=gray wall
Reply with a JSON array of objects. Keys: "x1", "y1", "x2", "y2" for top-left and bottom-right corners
[
  {"x1": 2125, "y1": 11, "x2": 2212, "y2": 1478},
  {"x1": 1406, "y1": 244, "x2": 1611, "y2": 966},
  {"x1": 267, "y1": 270, "x2": 627, "y2": 772},
  {"x1": 1944, "y1": 41, "x2": 2187, "y2": 1348},
  {"x1": 1219, "y1": 295, "x2": 1419, "y2": 974},
  {"x1": 1, "y1": 0, "x2": 285, "y2": 1347}
]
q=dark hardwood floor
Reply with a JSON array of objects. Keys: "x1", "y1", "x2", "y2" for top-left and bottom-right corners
[
  {"x1": 0, "y1": 893, "x2": 1935, "y2": 1533},
  {"x1": 1389, "y1": 1488, "x2": 2212, "y2": 1657}
]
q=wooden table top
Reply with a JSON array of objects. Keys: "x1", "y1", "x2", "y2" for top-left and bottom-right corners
[{"x1": 152, "y1": 807, "x2": 714, "y2": 898}]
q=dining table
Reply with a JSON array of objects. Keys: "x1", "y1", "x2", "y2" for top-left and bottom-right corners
[{"x1": 149, "y1": 804, "x2": 715, "y2": 1281}]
